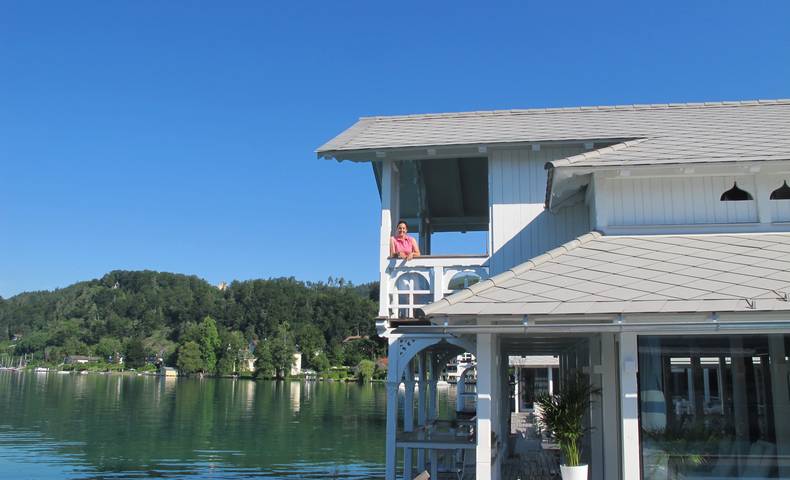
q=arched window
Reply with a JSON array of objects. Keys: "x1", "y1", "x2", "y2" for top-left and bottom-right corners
[
  {"x1": 447, "y1": 271, "x2": 481, "y2": 292},
  {"x1": 720, "y1": 182, "x2": 753, "y2": 201},
  {"x1": 395, "y1": 273, "x2": 431, "y2": 318},
  {"x1": 770, "y1": 181, "x2": 790, "y2": 200}
]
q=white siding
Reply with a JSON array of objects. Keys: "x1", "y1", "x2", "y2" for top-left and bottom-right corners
[
  {"x1": 608, "y1": 175, "x2": 758, "y2": 226},
  {"x1": 489, "y1": 146, "x2": 590, "y2": 275},
  {"x1": 770, "y1": 176, "x2": 790, "y2": 222},
  {"x1": 772, "y1": 200, "x2": 790, "y2": 222}
]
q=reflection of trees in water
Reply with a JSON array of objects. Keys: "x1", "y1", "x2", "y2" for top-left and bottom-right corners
[{"x1": 0, "y1": 373, "x2": 400, "y2": 477}]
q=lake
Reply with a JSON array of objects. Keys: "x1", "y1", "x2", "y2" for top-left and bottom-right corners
[{"x1": 0, "y1": 371, "x2": 455, "y2": 479}]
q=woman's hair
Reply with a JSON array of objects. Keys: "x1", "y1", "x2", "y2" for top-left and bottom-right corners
[{"x1": 396, "y1": 220, "x2": 408, "y2": 229}]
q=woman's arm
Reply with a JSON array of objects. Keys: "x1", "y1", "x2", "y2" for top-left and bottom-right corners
[{"x1": 409, "y1": 237, "x2": 421, "y2": 259}]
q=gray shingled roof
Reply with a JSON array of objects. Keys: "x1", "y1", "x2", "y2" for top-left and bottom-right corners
[
  {"x1": 418, "y1": 232, "x2": 790, "y2": 317},
  {"x1": 317, "y1": 100, "x2": 790, "y2": 168}
]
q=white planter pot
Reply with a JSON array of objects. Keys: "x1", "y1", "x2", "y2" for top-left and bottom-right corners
[{"x1": 560, "y1": 464, "x2": 588, "y2": 480}]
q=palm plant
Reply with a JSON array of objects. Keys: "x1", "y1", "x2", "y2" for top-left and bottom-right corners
[{"x1": 534, "y1": 372, "x2": 600, "y2": 467}]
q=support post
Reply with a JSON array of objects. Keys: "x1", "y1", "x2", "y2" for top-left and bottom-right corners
[
  {"x1": 403, "y1": 361, "x2": 415, "y2": 480},
  {"x1": 513, "y1": 367, "x2": 520, "y2": 414},
  {"x1": 601, "y1": 333, "x2": 620, "y2": 479},
  {"x1": 379, "y1": 160, "x2": 395, "y2": 318},
  {"x1": 385, "y1": 338, "x2": 400, "y2": 480},
  {"x1": 417, "y1": 351, "x2": 427, "y2": 472},
  {"x1": 589, "y1": 335, "x2": 603, "y2": 480},
  {"x1": 476, "y1": 333, "x2": 493, "y2": 480},
  {"x1": 619, "y1": 333, "x2": 640, "y2": 480},
  {"x1": 769, "y1": 336, "x2": 790, "y2": 478}
]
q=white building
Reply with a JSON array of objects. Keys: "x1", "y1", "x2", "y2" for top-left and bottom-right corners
[{"x1": 319, "y1": 100, "x2": 790, "y2": 480}]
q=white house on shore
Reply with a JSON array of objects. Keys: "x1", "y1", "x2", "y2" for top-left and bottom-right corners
[{"x1": 319, "y1": 99, "x2": 790, "y2": 480}]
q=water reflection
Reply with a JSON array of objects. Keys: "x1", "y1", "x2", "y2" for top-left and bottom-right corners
[{"x1": 1, "y1": 371, "x2": 427, "y2": 479}]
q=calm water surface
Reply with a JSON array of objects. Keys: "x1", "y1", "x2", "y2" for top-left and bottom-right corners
[{"x1": 0, "y1": 371, "x2": 455, "y2": 479}]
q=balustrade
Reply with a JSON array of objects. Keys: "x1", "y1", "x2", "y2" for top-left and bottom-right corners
[{"x1": 382, "y1": 255, "x2": 488, "y2": 319}]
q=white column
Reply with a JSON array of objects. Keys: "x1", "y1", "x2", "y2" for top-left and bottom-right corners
[
  {"x1": 476, "y1": 333, "x2": 493, "y2": 480},
  {"x1": 513, "y1": 367, "x2": 520, "y2": 414},
  {"x1": 403, "y1": 361, "x2": 415, "y2": 480},
  {"x1": 703, "y1": 367, "x2": 711, "y2": 405},
  {"x1": 619, "y1": 332, "x2": 640, "y2": 480},
  {"x1": 601, "y1": 333, "x2": 619, "y2": 480},
  {"x1": 769, "y1": 336, "x2": 790, "y2": 478},
  {"x1": 431, "y1": 265, "x2": 443, "y2": 302},
  {"x1": 379, "y1": 159, "x2": 395, "y2": 318},
  {"x1": 417, "y1": 352, "x2": 427, "y2": 472},
  {"x1": 385, "y1": 338, "x2": 400, "y2": 480},
  {"x1": 547, "y1": 366, "x2": 554, "y2": 396},
  {"x1": 589, "y1": 336, "x2": 604, "y2": 480},
  {"x1": 428, "y1": 356, "x2": 438, "y2": 421}
]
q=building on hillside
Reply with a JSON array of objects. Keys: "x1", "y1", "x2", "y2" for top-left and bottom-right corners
[
  {"x1": 64, "y1": 355, "x2": 99, "y2": 365},
  {"x1": 160, "y1": 366, "x2": 178, "y2": 377},
  {"x1": 319, "y1": 99, "x2": 790, "y2": 480},
  {"x1": 290, "y1": 352, "x2": 302, "y2": 376}
]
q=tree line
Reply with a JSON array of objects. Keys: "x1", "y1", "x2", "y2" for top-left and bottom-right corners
[{"x1": 0, "y1": 271, "x2": 384, "y2": 377}]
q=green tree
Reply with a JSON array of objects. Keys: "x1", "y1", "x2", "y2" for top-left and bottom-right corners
[
  {"x1": 94, "y1": 336, "x2": 122, "y2": 360},
  {"x1": 125, "y1": 337, "x2": 147, "y2": 368},
  {"x1": 197, "y1": 316, "x2": 221, "y2": 373},
  {"x1": 311, "y1": 351, "x2": 330, "y2": 373},
  {"x1": 356, "y1": 359, "x2": 375, "y2": 382},
  {"x1": 255, "y1": 341, "x2": 274, "y2": 378},
  {"x1": 176, "y1": 341, "x2": 203, "y2": 374},
  {"x1": 269, "y1": 323, "x2": 296, "y2": 379},
  {"x1": 216, "y1": 330, "x2": 246, "y2": 375}
]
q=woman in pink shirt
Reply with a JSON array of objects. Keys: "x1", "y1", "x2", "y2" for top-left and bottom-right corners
[{"x1": 389, "y1": 220, "x2": 421, "y2": 260}]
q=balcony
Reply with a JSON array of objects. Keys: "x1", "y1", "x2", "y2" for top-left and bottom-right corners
[{"x1": 383, "y1": 255, "x2": 489, "y2": 319}]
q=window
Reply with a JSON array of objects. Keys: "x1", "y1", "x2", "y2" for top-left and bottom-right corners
[
  {"x1": 394, "y1": 273, "x2": 431, "y2": 318},
  {"x1": 447, "y1": 271, "x2": 481, "y2": 292},
  {"x1": 638, "y1": 334, "x2": 790, "y2": 480},
  {"x1": 770, "y1": 181, "x2": 790, "y2": 200},
  {"x1": 720, "y1": 182, "x2": 754, "y2": 201}
]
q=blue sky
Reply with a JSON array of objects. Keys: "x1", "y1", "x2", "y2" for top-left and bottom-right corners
[{"x1": 1, "y1": 1, "x2": 789, "y2": 298}]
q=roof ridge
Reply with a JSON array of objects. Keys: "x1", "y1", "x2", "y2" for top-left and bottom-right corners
[
  {"x1": 417, "y1": 231, "x2": 603, "y2": 317},
  {"x1": 360, "y1": 99, "x2": 790, "y2": 122}
]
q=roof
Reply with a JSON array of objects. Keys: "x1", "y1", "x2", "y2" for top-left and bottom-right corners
[
  {"x1": 318, "y1": 100, "x2": 790, "y2": 168},
  {"x1": 418, "y1": 231, "x2": 790, "y2": 317}
]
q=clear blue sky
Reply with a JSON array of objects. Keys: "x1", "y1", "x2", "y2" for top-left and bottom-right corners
[{"x1": 1, "y1": 1, "x2": 789, "y2": 298}]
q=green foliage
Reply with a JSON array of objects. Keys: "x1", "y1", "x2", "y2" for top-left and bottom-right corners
[
  {"x1": 268, "y1": 323, "x2": 296, "y2": 379},
  {"x1": 356, "y1": 359, "x2": 375, "y2": 382},
  {"x1": 311, "y1": 351, "x2": 330, "y2": 373},
  {"x1": 94, "y1": 337, "x2": 122, "y2": 360},
  {"x1": 535, "y1": 373, "x2": 600, "y2": 467},
  {"x1": 254, "y1": 342, "x2": 274, "y2": 378},
  {"x1": 216, "y1": 330, "x2": 246, "y2": 375},
  {"x1": 177, "y1": 341, "x2": 204, "y2": 374},
  {"x1": 125, "y1": 337, "x2": 148, "y2": 369},
  {"x1": 0, "y1": 271, "x2": 381, "y2": 374}
]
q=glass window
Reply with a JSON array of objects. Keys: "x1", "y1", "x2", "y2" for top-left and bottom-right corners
[
  {"x1": 638, "y1": 334, "x2": 790, "y2": 480},
  {"x1": 447, "y1": 271, "x2": 481, "y2": 291}
]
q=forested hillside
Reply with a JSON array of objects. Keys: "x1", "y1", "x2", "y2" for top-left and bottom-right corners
[{"x1": 0, "y1": 271, "x2": 382, "y2": 375}]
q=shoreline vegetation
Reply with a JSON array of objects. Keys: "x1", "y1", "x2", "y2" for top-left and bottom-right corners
[{"x1": 0, "y1": 270, "x2": 387, "y2": 383}]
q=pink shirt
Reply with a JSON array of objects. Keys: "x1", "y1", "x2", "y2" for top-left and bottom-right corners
[{"x1": 391, "y1": 235, "x2": 416, "y2": 255}]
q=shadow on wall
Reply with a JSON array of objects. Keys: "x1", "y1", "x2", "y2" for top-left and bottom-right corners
[{"x1": 489, "y1": 204, "x2": 590, "y2": 275}]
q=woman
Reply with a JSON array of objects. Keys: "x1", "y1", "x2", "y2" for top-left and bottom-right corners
[{"x1": 389, "y1": 220, "x2": 421, "y2": 260}]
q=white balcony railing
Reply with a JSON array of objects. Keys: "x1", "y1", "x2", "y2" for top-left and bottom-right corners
[{"x1": 382, "y1": 255, "x2": 489, "y2": 319}]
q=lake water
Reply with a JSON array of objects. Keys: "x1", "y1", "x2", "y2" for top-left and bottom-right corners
[{"x1": 0, "y1": 371, "x2": 455, "y2": 479}]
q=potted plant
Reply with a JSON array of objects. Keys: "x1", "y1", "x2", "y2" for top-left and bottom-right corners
[{"x1": 535, "y1": 373, "x2": 600, "y2": 480}]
